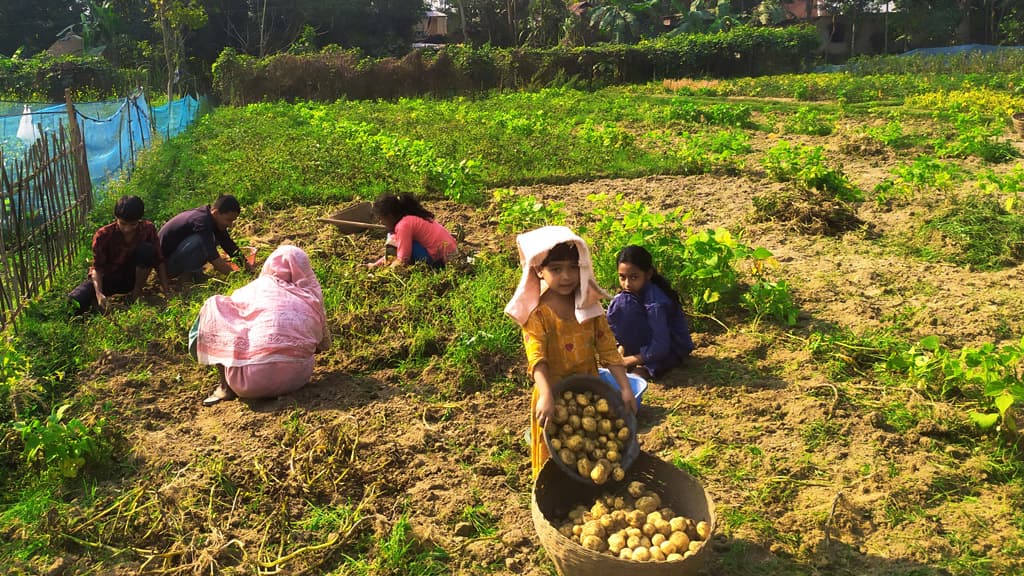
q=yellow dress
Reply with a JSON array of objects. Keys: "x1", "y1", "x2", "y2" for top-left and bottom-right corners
[{"x1": 522, "y1": 303, "x2": 623, "y2": 478}]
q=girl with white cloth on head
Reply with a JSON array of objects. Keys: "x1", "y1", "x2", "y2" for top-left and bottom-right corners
[
  {"x1": 194, "y1": 244, "x2": 331, "y2": 406},
  {"x1": 504, "y1": 226, "x2": 641, "y2": 479}
]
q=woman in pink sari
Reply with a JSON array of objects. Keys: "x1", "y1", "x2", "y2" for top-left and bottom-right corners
[{"x1": 195, "y1": 245, "x2": 331, "y2": 406}]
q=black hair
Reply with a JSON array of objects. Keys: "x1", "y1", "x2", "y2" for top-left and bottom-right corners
[
  {"x1": 372, "y1": 193, "x2": 434, "y2": 228},
  {"x1": 114, "y1": 196, "x2": 145, "y2": 222},
  {"x1": 540, "y1": 241, "x2": 579, "y2": 267},
  {"x1": 213, "y1": 194, "x2": 241, "y2": 214},
  {"x1": 616, "y1": 245, "x2": 683, "y2": 309}
]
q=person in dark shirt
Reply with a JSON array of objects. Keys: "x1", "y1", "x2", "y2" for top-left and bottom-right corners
[
  {"x1": 159, "y1": 194, "x2": 253, "y2": 280},
  {"x1": 68, "y1": 195, "x2": 170, "y2": 314}
]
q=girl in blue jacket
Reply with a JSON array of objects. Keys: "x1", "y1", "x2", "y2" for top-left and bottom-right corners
[{"x1": 606, "y1": 245, "x2": 695, "y2": 379}]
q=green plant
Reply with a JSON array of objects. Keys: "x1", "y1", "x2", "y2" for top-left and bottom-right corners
[
  {"x1": 782, "y1": 106, "x2": 834, "y2": 136},
  {"x1": 492, "y1": 190, "x2": 567, "y2": 234},
  {"x1": 13, "y1": 403, "x2": 108, "y2": 478},
  {"x1": 762, "y1": 141, "x2": 863, "y2": 202},
  {"x1": 741, "y1": 280, "x2": 798, "y2": 326},
  {"x1": 873, "y1": 155, "x2": 964, "y2": 205},
  {"x1": 459, "y1": 501, "x2": 499, "y2": 537}
]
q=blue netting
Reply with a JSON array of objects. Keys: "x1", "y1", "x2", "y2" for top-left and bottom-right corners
[
  {"x1": 901, "y1": 44, "x2": 1024, "y2": 57},
  {"x1": 0, "y1": 94, "x2": 202, "y2": 188}
]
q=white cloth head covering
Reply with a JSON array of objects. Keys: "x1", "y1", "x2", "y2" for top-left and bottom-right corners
[{"x1": 504, "y1": 226, "x2": 609, "y2": 326}]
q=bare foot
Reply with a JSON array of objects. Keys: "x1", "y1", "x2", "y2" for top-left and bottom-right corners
[{"x1": 202, "y1": 383, "x2": 237, "y2": 406}]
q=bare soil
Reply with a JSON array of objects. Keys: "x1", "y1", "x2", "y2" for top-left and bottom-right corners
[{"x1": 39, "y1": 131, "x2": 1024, "y2": 576}]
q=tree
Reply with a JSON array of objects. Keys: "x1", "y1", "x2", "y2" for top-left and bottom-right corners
[
  {"x1": 0, "y1": 0, "x2": 79, "y2": 56},
  {"x1": 150, "y1": 0, "x2": 207, "y2": 102},
  {"x1": 588, "y1": 1, "x2": 640, "y2": 44},
  {"x1": 523, "y1": 0, "x2": 569, "y2": 46},
  {"x1": 889, "y1": 0, "x2": 966, "y2": 48}
]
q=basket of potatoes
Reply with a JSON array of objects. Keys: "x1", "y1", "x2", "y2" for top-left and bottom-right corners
[
  {"x1": 542, "y1": 374, "x2": 641, "y2": 486},
  {"x1": 532, "y1": 450, "x2": 716, "y2": 576}
]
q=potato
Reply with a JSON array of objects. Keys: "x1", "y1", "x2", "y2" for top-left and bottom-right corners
[
  {"x1": 669, "y1": 516, "x2": 687, "y2": 533},
  {"x1": 558, "y1": 448, "x2": 577, "y2": 467},
  {"x1": 659, "y1": 540, "x2": 676, "y2": 555},
  {"x1": 591, "y1": 448, "x2": 606, "y2": 461},
  {"x1": 688, "y1": 540, "x2": 702, "y2": 554},
  {"x1": 606, "y1": 450, "x2": 621, "y2": 463},
  {"x1": 572, "y1": 524, "x2": 583, "y2": 537},
  {"x1": 607, "y1": 531, "x2": 626, "y2": 554},
  {"x1": 569, "y1": 415, "x2": 581, "y2": 430},
  {"x1": 639, "y1": 536, "x2": 651, "y2": 549},
  {"x1": 696, "y1": 520, "x2": 710, "y2": 540},
  {"x1": 581, "y1": 416, "x2": 597, "y2": 433},
  {"x1": 650, "y1": 533, "x2": 666, "y2": 547},
  {"x1": 590, "y1": 460, "x2": 611, "y2": 485},
  {"x1": 626, "y1": 534, "x2": 641, "y2": 549},
  {"x1": 611, "y1": 465, "x2": 626, "y2": 482},
  {"x1": 581, "y1": 520, "x2": 605, "y2": 539},
  {"x1": 591, "y1": 501, "x2": 609, "y2": 518},
  {"x1": 632, "y1": 546, "x2": 651, "y2": 562},
  {"x1": 582, "y1": 405, "x2": 596, "y2": 417},
  {"x1": 627, "y1": 509, "x2": 646, "y2": 528},
  {"x1": 625, "y1": 527, "x2": 642, "y2": 538},
  {"x1": 549, "y1": 437, "x2": 562, "y2": 451},
  {"x1": 553, "y1": 404, "x2": 569, "y2": 424},
  {"x1": 598, "y1": 418, "x2": 613, "y2": 435},
  {"x1": 565, "y1": 435, "x2": 583, "y2": 452},
  {"x1": 641, "y1": 522, "x2": 657, "y2": 537},
  {"x1": 558, "y1": 523, "x2": 574, "y2": 538},
  {"x1": 561, "y1": 423, "x2": 574, "y2": 435},
  {"x1": 683, "y1": 550, "x2": 694, "y2": 559},
  {"x1": 666, "y1": 552, "x2": 684, "y2": 561},
  {"x1": 562, "y1": 390, "x2": 575, "y2": 401},
  {"x1": 649, "y1": 546, "x2": 666, "y2": 561},
  {"x1": 575, "y1": 393, "x2": 590, "y2": 407},
  {"x1": 635, "y1": 496, "x2": 659, "y2": 514},
  {"x1": 646, "y1": 511, "x2": 663, "y2": 525},
  {"x1": 655, "y1": 519, "x2": 672, "y2": 537},
  {"x1": 617, "y1": 427, "x2": 632, "y2": 442},
  {"x1": 615, "y1": 418, "x2": 625, "y2": 428},
  {"x1": 618, "y1": 548, "x2": 633, "y2": 560},
  {"x1": 568, "y1": 505, "x2": 588, "y2": 521},
  {"x1": 581, "y1": 534, "x2": 606, "y2": 551},
  {"x1": 669, "y1": 531, "x2": 690, "y2": 551},
  {"x1": 658, "y1": 507, "x2": 675, "y2": 520},
  {"x1": 595, "y1": 398, "x2": 610, "y2": 414},
  {"x1": 576, "y1": 457, "x2": 593, "y2": 478},
  {"x1": 627, "y1": 481, "x2": 646, "y2": 498}
]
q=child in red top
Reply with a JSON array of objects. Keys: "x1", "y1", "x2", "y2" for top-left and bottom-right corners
[{"x1": 368, "y1": 193, "x2": 457, "y2": 268}]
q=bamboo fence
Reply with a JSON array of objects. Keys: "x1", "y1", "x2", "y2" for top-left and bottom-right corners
[{"x1": 0, "y1": 93, "x2": 92, "y2": 329}]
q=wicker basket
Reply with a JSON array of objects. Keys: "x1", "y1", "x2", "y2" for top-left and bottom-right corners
[
  {"x1": 532, "y1": 451, "x2": 716, "y2": 576},
  {"x1": 544, "y1": 374, "x2": 641, "y2": 484},
  {"x1": 1013, "y1": 112, "x2": 1024, "y2": 138},
  {"x1": 318, "y1": 201, "x2": 386, "y2": 234}
]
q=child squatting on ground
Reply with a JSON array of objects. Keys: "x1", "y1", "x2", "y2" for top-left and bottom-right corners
[
  {"x1": 69, "y1": 195, "x2": 170, "y2": 314},
  {"x1": 504, "y1": 226, "x2": 643, "y2": 479},
  {"x1": 367, "y1": 193, "x2": 458, "y2": 269},
  {"x1": 607, "y1": 245, "x2": 695, "y2": 380}
]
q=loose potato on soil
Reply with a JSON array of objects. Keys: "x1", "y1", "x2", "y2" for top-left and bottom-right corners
[
  {"x1": 545, "y1": 388, "x2": 633, "y2": 484},
  {"x1": 553, "y1": 480, "x2": 710, "y2": 562}
]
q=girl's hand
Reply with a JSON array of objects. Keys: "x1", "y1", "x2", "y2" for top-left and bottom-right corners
[
  {"x1": 535, "y1": 390, "x2": 555, "y2": 429},
  {"x1": 620, "y1": 387, "x2": 637, "y2": 415}
]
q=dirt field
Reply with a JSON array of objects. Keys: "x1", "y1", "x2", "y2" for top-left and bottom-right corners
[{"x1": 62, "y1": 123, "x2": 1024, "y2": 576}]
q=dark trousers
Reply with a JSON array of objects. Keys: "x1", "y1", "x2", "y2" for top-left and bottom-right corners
[{"x1": 69, "y1": 241, "x2": 157, "y2": 312}]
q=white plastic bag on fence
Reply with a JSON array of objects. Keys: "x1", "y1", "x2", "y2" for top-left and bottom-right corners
[{"x1": 17, "y1": 105, "x2": 41, "y2": 146}]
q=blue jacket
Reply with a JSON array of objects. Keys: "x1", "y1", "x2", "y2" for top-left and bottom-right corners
[{"x1": 607, "y1": 283, "x2": 694, "y2": 377}]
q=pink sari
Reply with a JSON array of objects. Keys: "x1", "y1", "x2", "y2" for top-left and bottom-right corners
[{"x1": 197, "y1": 245, "x2": 329, "y2": 398}]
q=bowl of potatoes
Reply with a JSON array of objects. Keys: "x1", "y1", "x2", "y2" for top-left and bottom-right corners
[
  {"x1": 532, "y1": 450, "x2": 716, "y2": 576},
  {"x1": 543, "y1": 375, "x2": 641, "y2": 486}
]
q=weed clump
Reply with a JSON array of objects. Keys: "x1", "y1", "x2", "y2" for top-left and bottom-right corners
[{"x1": 751, "y1": 186, "x2": 865, "y2": 236}]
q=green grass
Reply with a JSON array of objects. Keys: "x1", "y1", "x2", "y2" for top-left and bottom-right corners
[{"x1": 912, "y1": 194, "x2": 1024, "y2": 270}]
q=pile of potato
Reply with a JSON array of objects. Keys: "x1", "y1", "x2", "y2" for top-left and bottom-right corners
[
  {"x1": 556, "y1": 480, "x2": 710, "y2": 562},
  {"x1": 545, "y1": 388, "x2": 633, "y2": 485}
]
